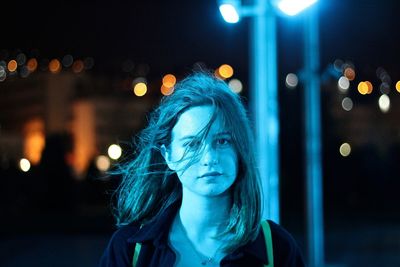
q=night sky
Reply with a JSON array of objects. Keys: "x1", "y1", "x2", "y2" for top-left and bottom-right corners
[{"x1": 3, "y1": 0, "x2": 400, "y2": 79}]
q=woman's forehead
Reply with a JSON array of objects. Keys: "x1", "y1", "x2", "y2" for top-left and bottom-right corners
[{"x1": 171, "y1": 105, "x2": 228, "y2": 140}]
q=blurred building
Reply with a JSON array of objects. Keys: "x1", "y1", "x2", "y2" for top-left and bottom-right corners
[{"x1": 0, "y1": 71, "x2": 154, "y2": 177}]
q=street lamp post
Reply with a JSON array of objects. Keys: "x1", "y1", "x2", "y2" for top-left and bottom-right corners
[
  {"x1": 303, "y1": 7, "x2": 325, "y2": 267},
  {"x1": 249, "y1": 0, "x2": 280, "y2": 223},
  {"x1": 219, "y1": 2, "x2": 324, "y2": 266}
]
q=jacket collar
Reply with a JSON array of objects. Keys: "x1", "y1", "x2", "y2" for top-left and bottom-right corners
[
  {"x1": 125, "y1": 199, "x2": 269, "y2": 265},
  {"x1": 126, "y1": 200, "x2": 180, "y2": 247},
  {"x1": 241, "y1": 228, "x2": 269, "y2": 264}
]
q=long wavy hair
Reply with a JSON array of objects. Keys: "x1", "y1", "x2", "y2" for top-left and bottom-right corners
[{"x1": 113, "y1": 70, "x2": 262, "y2": 252}]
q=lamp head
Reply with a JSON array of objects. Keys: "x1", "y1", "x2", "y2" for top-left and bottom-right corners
[
  {"x1": 218, "y1": 0, "x2": 241, "y2": 23},
  {"x1": 273, "y1": 0, "x2": 318, "y2": 16}
]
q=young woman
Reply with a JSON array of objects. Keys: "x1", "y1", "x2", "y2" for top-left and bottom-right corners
[{"x1": 99, "y1": 71, "x2": 305, "y2": 267}]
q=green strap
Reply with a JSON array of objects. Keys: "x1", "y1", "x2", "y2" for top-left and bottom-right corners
[
  {"x1": 132, "y1": 243, "x2": 141, "y2": 267},
  {"x1": 261, "y1": 220, "x2": 274, "y2": 267}
]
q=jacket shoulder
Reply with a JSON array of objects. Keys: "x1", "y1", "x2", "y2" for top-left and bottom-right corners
[
  {"x1": 98, "y1": 223, "x2": 141, "y2": 267},
  {"x1": 266, "y1": 220, "x2": 305, "y2": 267}
]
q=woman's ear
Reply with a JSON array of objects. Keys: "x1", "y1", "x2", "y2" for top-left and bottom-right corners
[{"x1": 161, "y1": 144, "x2": 176, "y2": 171}]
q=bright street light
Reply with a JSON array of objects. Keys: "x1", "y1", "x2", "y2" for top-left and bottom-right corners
[
  {"x1": 219, "y1": 3, "x2": 240, "y2": 23},
  {"x1": 277, "y1": 0, "x2": 318, "y2": 16}
]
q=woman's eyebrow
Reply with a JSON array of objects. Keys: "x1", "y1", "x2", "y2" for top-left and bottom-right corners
[
  {"x1": 179, "y1": 132, "x2": 231, "y2": 142},
  {"x1": 214, "y1": 131, "x2": 231, "y2": 136},
  {"x1": 179, "y1": 135, "x2": 196, "y2": 142}
]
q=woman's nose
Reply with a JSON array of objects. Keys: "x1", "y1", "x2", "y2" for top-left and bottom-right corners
[{"x1": 201, "y1": 144, "x2": 219, "y2": 166}]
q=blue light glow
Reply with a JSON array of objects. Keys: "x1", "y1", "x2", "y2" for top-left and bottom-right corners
[
  {"x1": 219, "y1": 4, "x2": 240, "y2": 23},
  {"x1": 278, "y1": 0, "x2": 317, "y2": 16}
]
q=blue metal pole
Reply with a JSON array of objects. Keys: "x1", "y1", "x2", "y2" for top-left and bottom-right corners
[
  {"x1": 303, "y1": 6, "x2": 325, "y2": 267},
  {"x1": 250, "y1": 0, "x2": 280, "y2": 223}
]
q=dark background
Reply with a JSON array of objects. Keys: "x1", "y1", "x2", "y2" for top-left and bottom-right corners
[{"x1": 1, "y1": 0, "x2": 400, "y2": 266}]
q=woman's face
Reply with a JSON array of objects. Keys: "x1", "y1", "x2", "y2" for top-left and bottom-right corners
[{"x1": 163, "y1": 105, "x2": 238, "y2": 197}]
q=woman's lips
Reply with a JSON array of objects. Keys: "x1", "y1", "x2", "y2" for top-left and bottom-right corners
[{"x1": 199, "y1": 171, "x2": 222, "y2": 178}]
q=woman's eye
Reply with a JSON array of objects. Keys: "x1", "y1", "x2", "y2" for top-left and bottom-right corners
[
  {"x1": 184, "y1": 140, "x2": 200, "y2": 148},
  {"x1": 217, "y1": 138, "x2": 231, "y2": 146}
]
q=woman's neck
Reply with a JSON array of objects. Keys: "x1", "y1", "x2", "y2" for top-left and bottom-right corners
[{"x1": 179, "y1": 189, "x2": 232, "y2": 240}]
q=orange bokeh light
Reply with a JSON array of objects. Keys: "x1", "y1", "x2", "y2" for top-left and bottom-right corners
[
  {"x1": 396, "y1": 81, "x2": 400, "y2": 93},
  {"x1": 49, "y1": 59, "x2": 62, "y2": 73},
  {"x1": 344, "y1": 67, "x2": 355, "y2": 81},
  {"x1": 27, "y1": 58, "x2": 38, "y2": 72},
  {"x1": 72, "y1": 60, "x2": 84, "y2": 73},
  {"x1": 7, "y1": 60, "x2": 18, "y2": 72},
  {"x1": 357, "y1": 82, "x2": 368, "y2": 95},
  {"x1": 365, "y1": 81, "x2": 373, "y2": 94},
  {"x1": 161, "y1": 84, "x2": 174, "y2": 95},
  {"x1": 133, "y1": 82, "x2": 147, "y2": 96},
  {"x1": 218, "y1": 64, "x2": 234, "y2": 79},
  {"x1": 162, "y1": 74, "x2": 176, "y2": 88}
]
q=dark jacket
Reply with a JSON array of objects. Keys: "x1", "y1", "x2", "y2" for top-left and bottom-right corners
[{"x1": 99, "y1": 201, "x2": 305, "y2": 267}]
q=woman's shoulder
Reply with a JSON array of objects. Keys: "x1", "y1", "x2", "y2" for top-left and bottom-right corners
[
  {"x1": 108, "y1": 222, "x2": 142, "y2": 245},
  {"x1": 266, "y1": 220, "x2": 305, "y2": 266},
  {"x1": 266, "y1": 220, "x2": 297, "y2": 245},
  {"x1": 98, "y1": 223, "x2": 141, "y2": 266}
]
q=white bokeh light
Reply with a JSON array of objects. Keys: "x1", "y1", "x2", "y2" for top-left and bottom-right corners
[
  {"x1": 338, "y1": 76, "x2": 350, "y2": 92},
  {"x1": 285, "y1": 73, "x2": 298, "y2": 89},
  {"x1": 339, "y1": 143, "x2": 351, "y2": 157},
  {"x1": 378, "y1": 94, "x2": 390, "y2": 113},
  {"x1": 341, "y1": 97, "x2": 353, "y2": 111},
  {"x1": 19, "y1": 158, "x2": 31, "y2": 172},
  {"x1": 108, "y1": 144, "x2": 122, "y2": 160},
  {"x1": 228, "y1": 78, "x2": 243, "y2": 93}
]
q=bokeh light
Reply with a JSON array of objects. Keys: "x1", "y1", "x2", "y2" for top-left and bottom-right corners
[
  {"x1": 133, "y1": 82, "x2": 147, "y2": 97},
  {"x1": 378, "y1": 94, "x2": 390, "y2": 113},
  {"x1": 338, "y1": 76, "x2": 349, "y2": 92},
  {"x1": 357, "y1": 82, "x2": 369, "y2": 95},
  {"x1": 96, "y1": 155, "x2": 111, "y2": 172},
  {"x1": 108, "y1": 144, "x2": 122, "y2": 160},
  {"x1": 285, "y1": 73, "x2": 298, "y2": 89},
  {"x1": 72, "y1": 60, "x2": 85, "y2": 73},
  {"x1": 62, "y1": 55, "x2": 74, "y2": 68},
  {"x1": 344, "y1": 67, "x2": 355, "y2": 81},
  {"x1": 27, "y1": 58, "x2": 38, "y2": 72},
  {"x1": 217, "y1": 64, "x2": 234, "y2": 79},
  {"x1": 365, "y1": 81, "x2": 373, "y2": 94},
  {"x1": 379, "y1": 82, "x2": 390, "y2": 94},
  {"x1": 161, "y1": 84, "x2": 174, "y2": 96},
  {"x1": 49, "y1": 59, "x2": 62, "y2": 74},
  {"x1": 162, "y1": 74, "x2": 176, "y2": 88},
  {"x1": 19, "y1": 158, "x2": 31, "y2": 172},
  {"x1": 228, "y1": 78, "x2": 243, "y2": 93},
  {"x1": 341, "y1": 97, "x2": 353, "y2": 111},
  {"x1": 339, "y1": 143, "x2": 351, "y2": 157},
  {"x1": 7, "y1": 60, "x2": 18, "y2": 72},
  {"x1": 0, "y1": 66, "x2": 6, "y2": 82},
  {"x1": 396, "y1": 81, "x2": 400, "y2": 93}
]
